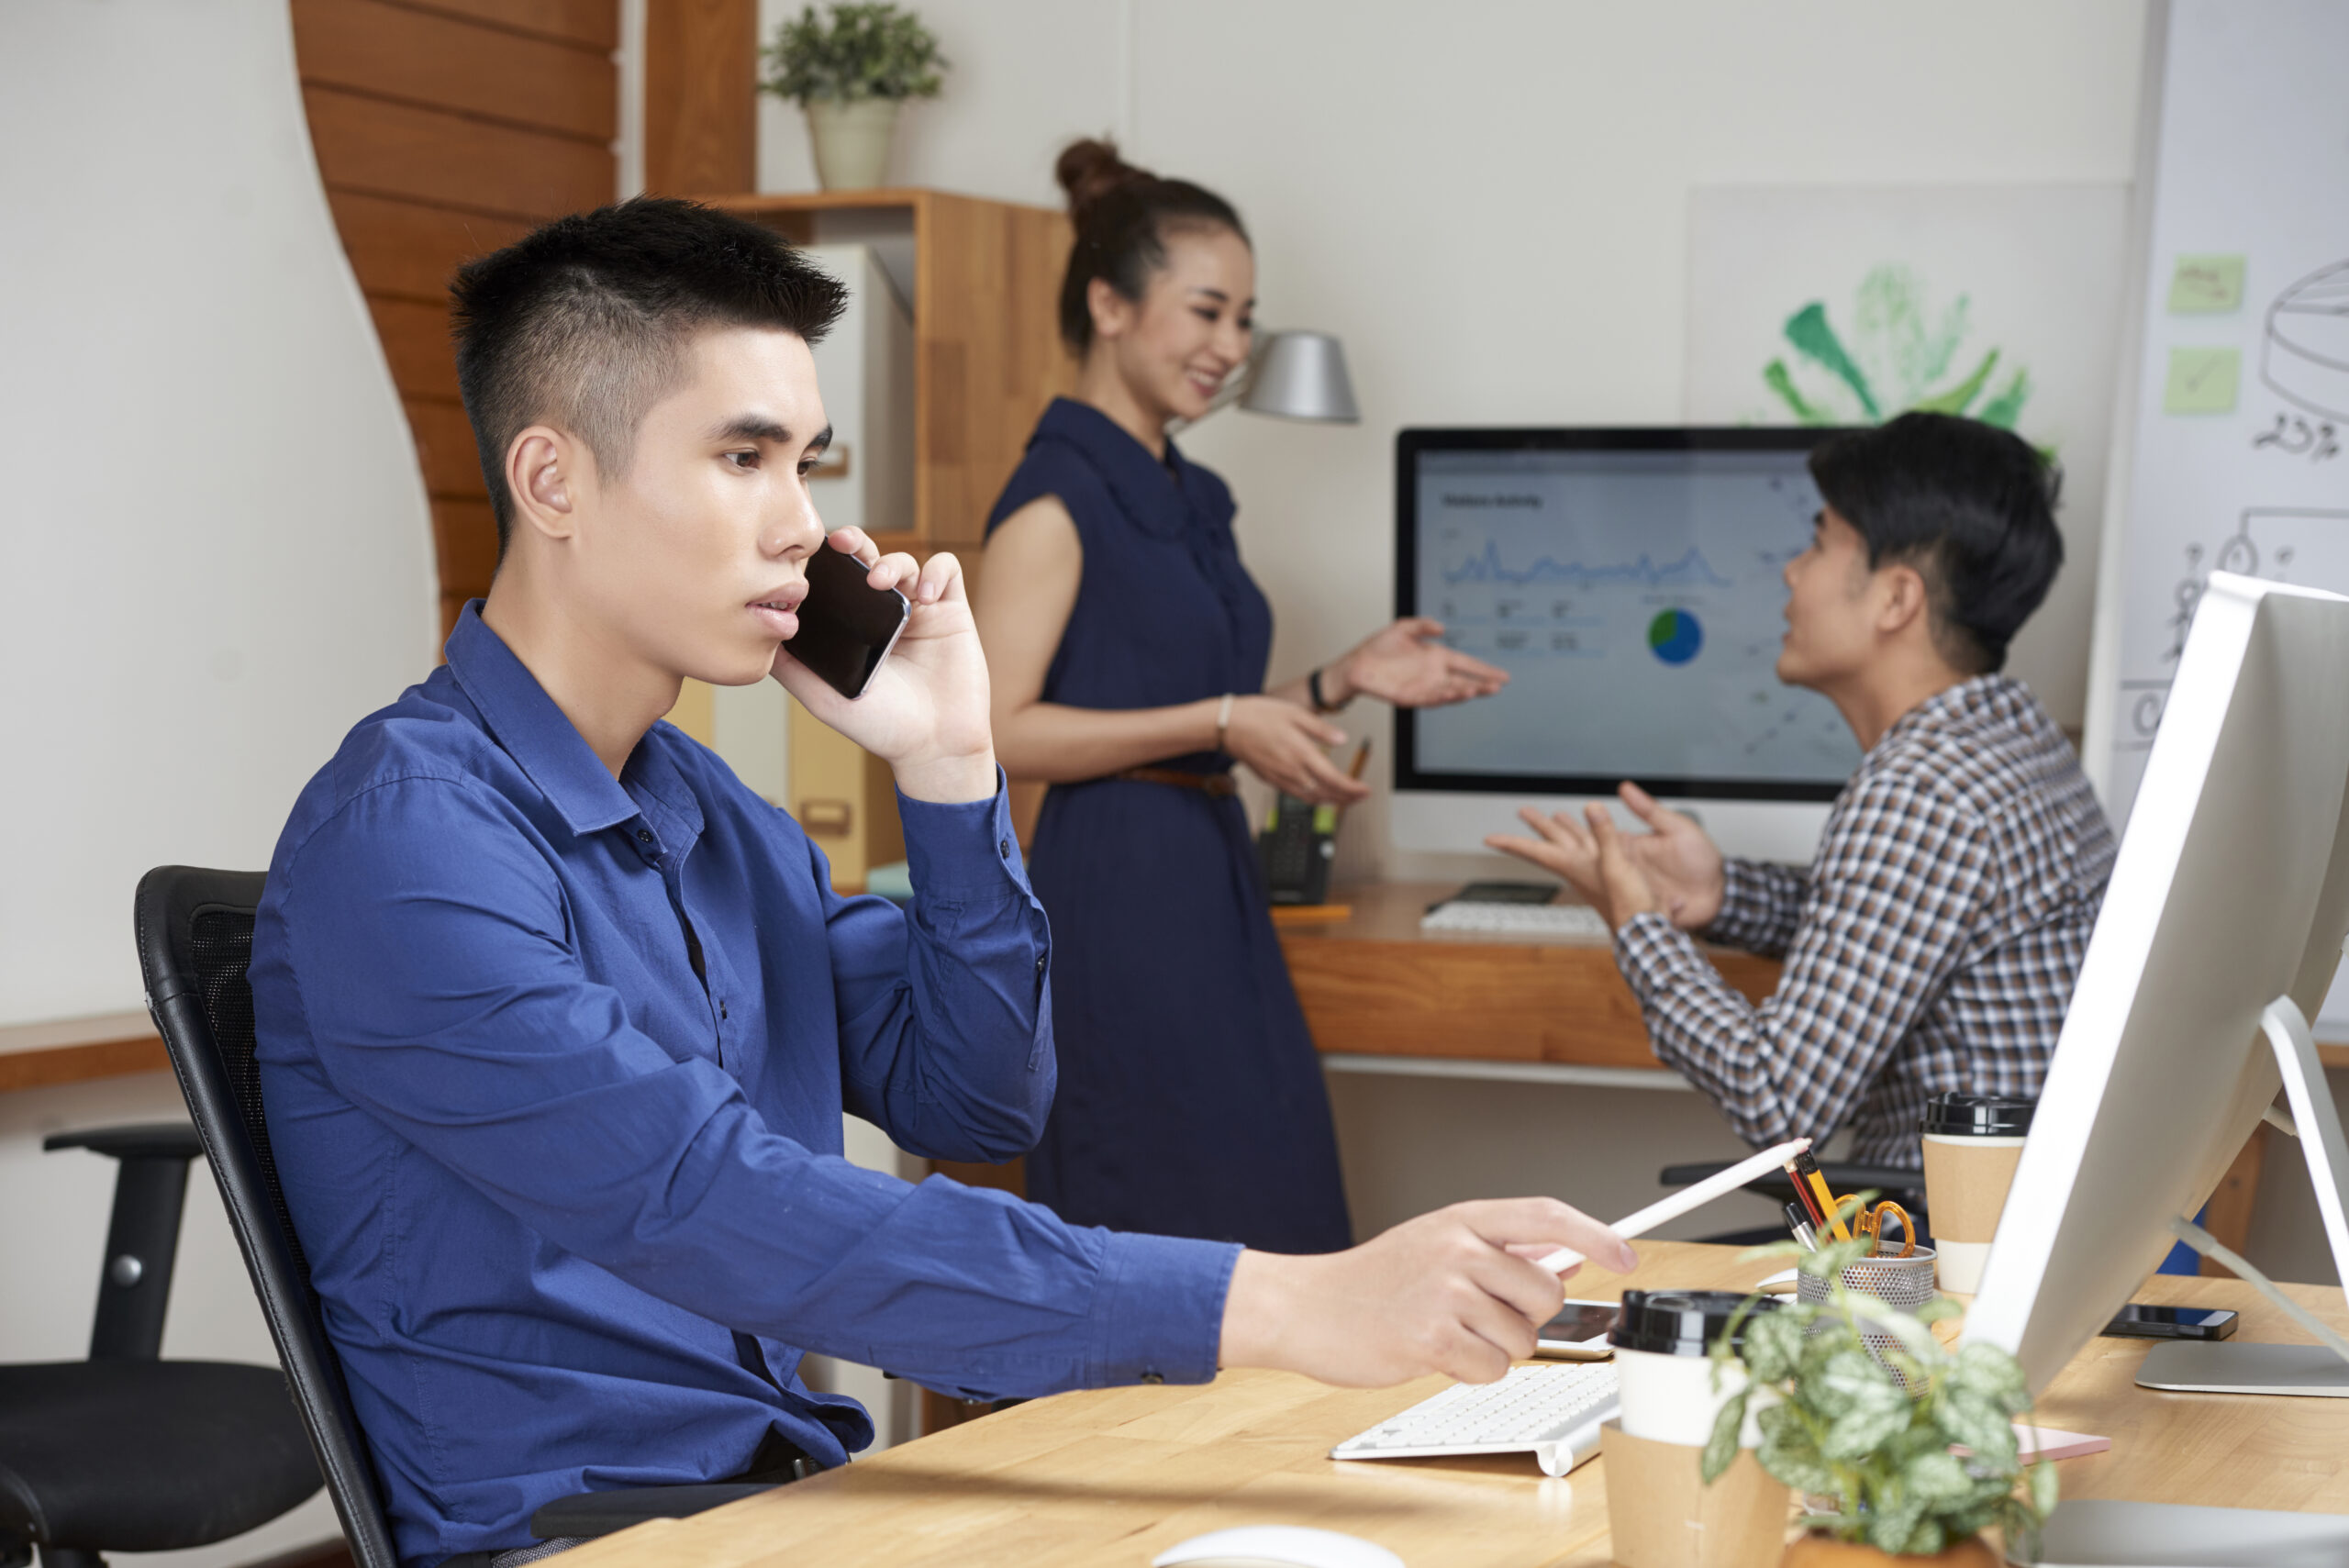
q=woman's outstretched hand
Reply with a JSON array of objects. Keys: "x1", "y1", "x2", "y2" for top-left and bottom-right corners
[
  {"x1": 1327, "y1": 617, "x2": 1508, "y2": 710},
  {"x1": 1222, "y1": 697, "x2": 1372, "y2": 805}
]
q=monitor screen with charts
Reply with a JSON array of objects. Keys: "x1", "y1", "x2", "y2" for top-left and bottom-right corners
[{"x1": 1395, "y1": 429, "x2": 1865, "y2": 803}]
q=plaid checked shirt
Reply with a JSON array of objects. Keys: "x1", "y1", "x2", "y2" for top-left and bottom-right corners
[{"x1": 1614, "y1": 675, "x2": 2117, "y2": 1167}]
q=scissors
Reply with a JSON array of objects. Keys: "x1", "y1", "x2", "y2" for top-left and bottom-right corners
[{"x1": 1832, "y1": 1195, "x2": 1917, "y2": 1258}]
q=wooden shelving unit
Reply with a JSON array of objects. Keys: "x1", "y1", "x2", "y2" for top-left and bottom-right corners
[{"x1": 707, "y1": 189, "x2": 1074, "y2": 552}]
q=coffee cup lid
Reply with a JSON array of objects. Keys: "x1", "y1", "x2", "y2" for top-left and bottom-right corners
[
  {"x1": 1922, "y1": 1091, "x2": 2035, "y2": 1137},
  {"x1": 1607, "y1": 1288, "x2": 1778, "y2": 1357}
]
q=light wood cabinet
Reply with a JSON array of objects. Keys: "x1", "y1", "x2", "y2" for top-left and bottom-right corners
[{"x1": 709, "y1": 189, "x2": 1074, "y2": 552}]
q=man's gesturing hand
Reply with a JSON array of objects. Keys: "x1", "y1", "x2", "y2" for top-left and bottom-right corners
[
  {"x1": 1485, "y1": 781, "x2": 1727, "y2": 931},
  {"x1": 771, "y1": 528, "x2": 996, "y2": 804},
  {"x1": 1218, "y1": 1199, "x2": 1638, "y2": 1388}
]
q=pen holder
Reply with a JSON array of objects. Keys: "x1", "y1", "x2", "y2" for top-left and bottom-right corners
[{"x1": 1797, "y1": 1248, "x2": 1937, "y2": 1392}]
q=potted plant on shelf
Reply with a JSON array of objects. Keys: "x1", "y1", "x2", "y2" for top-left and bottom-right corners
[
  {"x1": 762, "y1": 2, "x2": 946, "y2": 191},
  {"x1": 1701, "y1": 1236, "x2": 2058, "y2": 1565}
]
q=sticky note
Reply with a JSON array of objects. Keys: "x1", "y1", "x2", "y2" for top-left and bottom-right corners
[
  {"x1": 2168, "y1": 254, "x2": 2247, "y2": 314},
  {"x1": 2164, "y1": 346, "x2": 2240, "y2": 414}
]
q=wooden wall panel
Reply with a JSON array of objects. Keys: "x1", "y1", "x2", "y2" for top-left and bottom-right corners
[
  {"x1": 295, "y1": 0, "x2": 617, "y2": 641},
  {"x1": 305, "y1": 88, "x2": 614, "y2": 221},
  {"x1": 406, "y1": 0, "x2": 618, "y2": 50},
  {"x1": 405, "y1": 398, "x2": 491, "y2": 495},
  {"x1": 433, "y1": 498, "x2": 502, "y2": 600},
  {"x1": 293, "y1": 0, "x2": 616, "y2": 140},
  {"x1": 325, "y1": 191, "x2": 532, "y2": 302},
  {"x1": 645, "y1": 0, "x2": 754, "y2": 194},
  {"x1": 372, "y1": 295, "x2": 462, "y2": 400}
]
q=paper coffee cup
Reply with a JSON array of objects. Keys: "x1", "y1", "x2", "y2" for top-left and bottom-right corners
[
  {"x1": 1921, "y1": 1092, "x2": 2034, "y2": 1294},
  {"x1": 1608, "y1": 1289, "x2": 1779, "y2": 1448}
]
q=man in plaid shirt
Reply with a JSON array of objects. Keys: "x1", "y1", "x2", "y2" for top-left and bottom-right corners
[{"x1": 1492, "y1": 413, "x2": 2116, "y2": 1168}]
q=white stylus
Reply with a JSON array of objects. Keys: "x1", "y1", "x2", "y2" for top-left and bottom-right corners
[{"x1": 1535, "y1": 1137, "x2": 1813, "y2": 1273}]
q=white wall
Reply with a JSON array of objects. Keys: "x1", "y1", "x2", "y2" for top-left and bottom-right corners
[
  {"x1": 1, "y1": 1, "x2": 437, "y2": 1559},
  {"x1": 1, "y1": 0, "x2": 437, "y2": 1028}
]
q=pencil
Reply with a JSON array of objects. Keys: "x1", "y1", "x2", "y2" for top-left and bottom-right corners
[
  {"x1": 1783, "y1": 1159, "x2": 1827, "y2": 1229},
  {"x1": 1794, "y1": 1149, "x2": 1851, "y2": 1243}
]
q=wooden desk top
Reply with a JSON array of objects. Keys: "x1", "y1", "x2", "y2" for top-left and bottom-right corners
[
  {"x1": 556, "y1": 1240, "x2": 2349, "y2": 1567},
  {"x1": 1276, "y1": 884, "x2": 1781, "y2": 1073}
]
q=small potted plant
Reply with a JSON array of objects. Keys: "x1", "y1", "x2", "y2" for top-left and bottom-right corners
[
  {"x1": 1701, "y1": 1236, "x2": 2059, "y2": 1565},
  {"x1": 762, "y1": 3, "x2": 946, "y2": 191}
]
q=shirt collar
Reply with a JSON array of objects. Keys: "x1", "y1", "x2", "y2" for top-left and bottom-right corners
[
  {"x1": 1034, "y1": 396, "x2": 1197, "y2": 538},
  {"x1": 444, "y1": 601, "x2": 642, "y2": 839},
  {"x1": 1876, "y1": 673, "x2": 2023, "y2": 753}
]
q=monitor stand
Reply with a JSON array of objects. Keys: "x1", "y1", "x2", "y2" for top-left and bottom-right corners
[
  {"x1": 2028, "y1": 1498, "x2": 2349, "y2": 1567},
  {"x1": 2135, "y1": 995, "x2": 2349, "y2": 1397}
]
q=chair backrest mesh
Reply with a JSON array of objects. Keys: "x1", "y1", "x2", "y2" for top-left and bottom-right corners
[
  {"x1": 143, "y1": 868, "x2": 402, "y2": 1568},
  {"x1": 188, "y1": 907, "x2": 313, "y2": 1286}
]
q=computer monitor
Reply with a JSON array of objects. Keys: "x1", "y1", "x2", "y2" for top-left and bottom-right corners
[
  {"x1": 1390, "y1": 428, "x2": 1865, "y2": 863},
  {"x1": 1964, "y1": 573, "x2": 2349, "y2": 1407}
]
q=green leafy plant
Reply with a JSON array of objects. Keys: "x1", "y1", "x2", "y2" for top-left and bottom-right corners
[
  {"x1": 1700, "y1": 1235, "x2": 2058, "y2": 1560},
  {"x1": 761, "y1": 3, "x2": 946, "y2": 106}
]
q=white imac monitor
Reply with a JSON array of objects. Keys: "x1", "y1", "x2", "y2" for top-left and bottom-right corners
[
  {"x1": 1390, "y1": 429, "x2": 1864, "y2": 864},
  {"x1": 1956, "y1": 574, "x2": 2349, "y2": 1562},
  {"x1": 1965, "y1": 573, "x2": 2349, "y2": 1394}
]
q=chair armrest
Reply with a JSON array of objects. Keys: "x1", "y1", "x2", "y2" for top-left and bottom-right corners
[
  {"x1": 529, "y1": 1483, "x2": 778, "y2": 1539},
  {"x1": 44, "y1": 1122, "x2": 204, "y2": 1162}
]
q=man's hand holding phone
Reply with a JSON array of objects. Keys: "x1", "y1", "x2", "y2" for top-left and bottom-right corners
[{"x1": 770, "y1": 528, "x2": 997, "y2": 806}]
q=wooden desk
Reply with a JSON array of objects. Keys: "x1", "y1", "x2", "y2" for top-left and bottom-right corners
[
  {"x1": 554, "y1": 1240, "x2": 2349, "y2": 1566},
  {"x1": 0, "y1": 1010, "x2": 166, "y2": 1094},
  {"x1": 1277, "y1": 883, "x2": 1778, "y2": 1078}
]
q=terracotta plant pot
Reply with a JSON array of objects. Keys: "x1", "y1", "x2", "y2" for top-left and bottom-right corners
[{"x1": 1781, "y1": 1532, "x2": 2000, "y2": 1568}]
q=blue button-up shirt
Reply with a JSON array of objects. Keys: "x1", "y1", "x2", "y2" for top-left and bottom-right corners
[{"x1": 250, "y1": 606, "x2": 1238, "y2": 1564}]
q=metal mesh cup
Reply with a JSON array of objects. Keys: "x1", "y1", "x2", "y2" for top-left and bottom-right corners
[{"x1": 1798, "y1": 1248, "x2": 1939, "y2": 1390}]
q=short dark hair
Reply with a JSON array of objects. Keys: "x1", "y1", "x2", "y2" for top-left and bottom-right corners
[
  {"x1": 1053, "y1": 138, "x2": 1248, "y2": 354},
  {"x1": 450, "y1": 196, "x2": 848, "y2": 557},
  {"x1": 1808, "y1": 411, "x2": 2065, "y2": 674}
]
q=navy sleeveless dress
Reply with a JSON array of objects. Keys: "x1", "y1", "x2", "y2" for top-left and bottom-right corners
[{"x1": 985, "y1": 398, "x2": 1353, "y2": 1254}]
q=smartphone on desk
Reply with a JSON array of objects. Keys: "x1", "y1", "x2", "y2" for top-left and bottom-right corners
[
  {"x1": 2101, "y1": 1303, "x2": 2239, "y2": 1340},
  {"x1": 790, "y1": 545, "x2": 910, "y2": 700},
  {"x1": 1534, "y1": 1299, "x2": 1621, "y2": 1360}
]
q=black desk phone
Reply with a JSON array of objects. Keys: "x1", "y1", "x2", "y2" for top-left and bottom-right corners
[{"x1": 1258, "y1": 794, "x2": 1340, "y2": 905}]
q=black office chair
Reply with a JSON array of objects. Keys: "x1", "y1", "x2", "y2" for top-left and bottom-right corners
[
  {"x1": 133, "y1": 867, "x2": 782, "y2": 1568},
  {"x1": 0, "y1": 1121, "x2": 320, "y2": 1567},
  {"x1": 1656, "y1": 1157, "x2": 1930, "y2": 1246}
]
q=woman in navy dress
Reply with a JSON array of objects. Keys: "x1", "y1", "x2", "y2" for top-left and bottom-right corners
[{"x1": 972, "y1": 141, "x2": 1508, "y2": 1252}]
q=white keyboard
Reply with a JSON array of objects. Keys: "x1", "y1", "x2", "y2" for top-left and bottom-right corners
[
  {"x1": 1329, "y1": 1362, "x2": 1620, "y2": 1478},
  {"x1": 1419, "y1": 901, "x2": 1611, "y2": 940}
]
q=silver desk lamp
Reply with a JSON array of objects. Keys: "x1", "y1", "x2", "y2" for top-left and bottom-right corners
[{"x1": 1178, "y1": 330, "x2": 1361, "y2": 429}]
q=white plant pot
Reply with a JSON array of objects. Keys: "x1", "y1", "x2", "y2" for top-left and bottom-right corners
[{"x1": 806, "y1": 98, "x2": 900, "y2": 191}]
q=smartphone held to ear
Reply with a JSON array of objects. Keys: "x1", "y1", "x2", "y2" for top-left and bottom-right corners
[{"x1": 790, "y1": 546, "x2": 910, "y2": 700}]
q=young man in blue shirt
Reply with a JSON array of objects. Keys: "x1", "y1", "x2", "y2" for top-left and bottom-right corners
[
  {"x1": 249, "y1": 198, "x2": 1633, "y2": 1564},
  {"x1": 1492, "y1": 415, "x2": 2116, "y2": 1169}
]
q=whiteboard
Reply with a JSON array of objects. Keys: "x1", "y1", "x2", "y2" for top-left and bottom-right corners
[{"x1": 2085, "y1": 0, "x2": 2349, "y2": 1023}]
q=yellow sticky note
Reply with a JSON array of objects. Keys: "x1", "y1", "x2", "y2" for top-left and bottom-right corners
[
  {"x1": 2168, "y1": 254, "x2": 2247, "y2": 314},
  {"x1": 2164, "y1": 346, "x2": 2240, "y2": 415}
]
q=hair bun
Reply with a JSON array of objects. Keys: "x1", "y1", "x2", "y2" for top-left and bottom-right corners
[{"x1": 1055, "y1": 137, "x2": 1153, "y2": 221}]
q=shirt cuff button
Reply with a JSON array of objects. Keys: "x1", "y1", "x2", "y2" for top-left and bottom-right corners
[{"x1": 1140, "y1": 1370, "x2": 1164, "y2": 1385}]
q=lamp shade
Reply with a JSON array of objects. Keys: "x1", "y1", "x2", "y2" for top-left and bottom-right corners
[{"x1": 1241, "y1": 330, "x2": 1360, "y2": 423}]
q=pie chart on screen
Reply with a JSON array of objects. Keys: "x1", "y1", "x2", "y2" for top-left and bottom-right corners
[{"x1": 1647, "y1": 608, "x2": 1703, "y2": 665}]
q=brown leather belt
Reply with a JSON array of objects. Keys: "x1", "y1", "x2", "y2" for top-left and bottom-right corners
[{"x1": 1114, "y1": 767, "x2": 1238, "y2": 796}]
